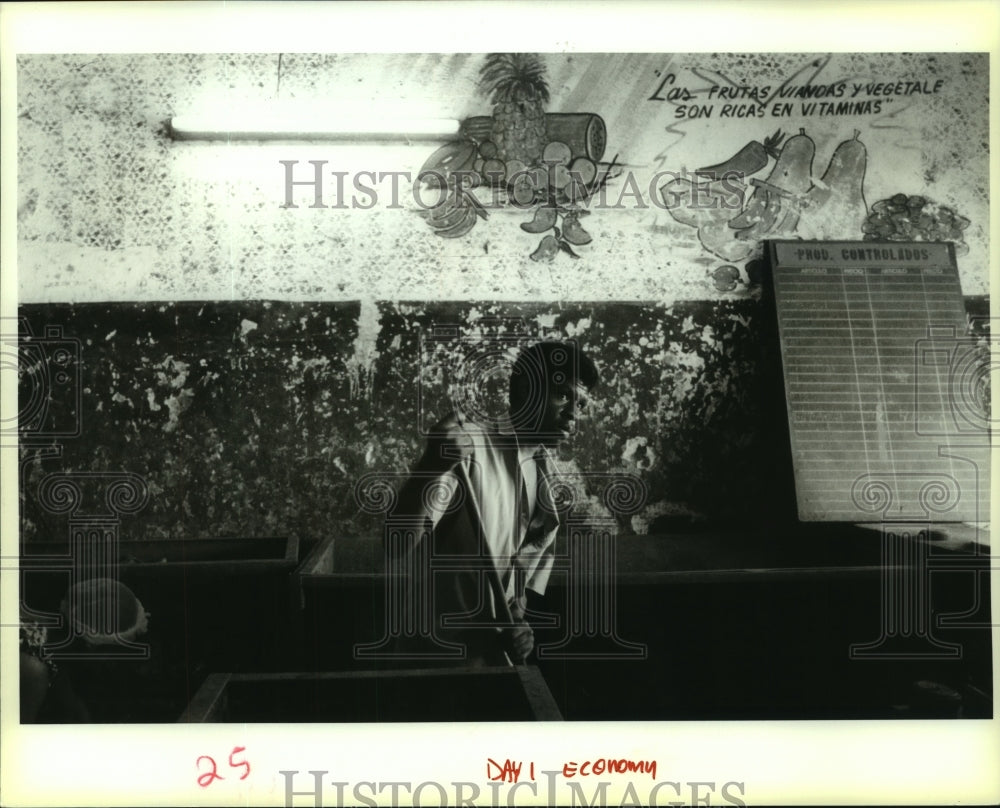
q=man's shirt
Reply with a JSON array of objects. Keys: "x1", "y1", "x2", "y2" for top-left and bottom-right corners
[{"x1": 422, "y1": 418, "x2": 559, "y2": 611}]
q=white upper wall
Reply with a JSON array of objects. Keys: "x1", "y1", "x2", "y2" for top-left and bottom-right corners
[{"x1": 16, "y1": 53, "x2": 990, "y2": 303}]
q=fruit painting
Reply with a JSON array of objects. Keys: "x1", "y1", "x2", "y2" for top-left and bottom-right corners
[
  {"x1": 416, "y1": 53, "x2": 620, "y2": 262},
  {"x1": 479, "y1": 52, "x2": 550, "y2": 168},
  {"x1": 795, "y1": 130, "x2": 867, "y2": 239},
  {"x1": 663, "y1": 123, "x2": 974, "y2": 284},
  {"x1": 663, "y1": 127, "x2": 871, "y2": 264},
  {"x1": 862, "y1": 194, "x2": 971, "y2": 255}
]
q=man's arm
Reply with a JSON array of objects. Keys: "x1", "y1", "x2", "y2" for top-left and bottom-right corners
[{"x1": 387, "y1": 412, "x2": 473, "y2": 559}]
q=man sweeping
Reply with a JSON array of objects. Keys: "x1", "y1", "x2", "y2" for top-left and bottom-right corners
[{"x1": 388, "y1": 340, "x2": 599, "y2": 666}]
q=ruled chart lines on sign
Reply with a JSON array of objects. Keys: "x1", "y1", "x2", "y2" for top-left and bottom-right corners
[{"x1": 768, "y1": 241, "x2": 988, "y2": 523}]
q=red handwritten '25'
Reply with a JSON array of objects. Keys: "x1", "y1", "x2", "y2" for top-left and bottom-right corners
[
  {"x1": 196, "y1": 756, "x2": 223, "y2": 787},
  {"x1": 229, "y1": 747, "x2": 250, "y2": 779},
  {"x1": 197, "y1": 747, "x2": 251, "y2": 787}
]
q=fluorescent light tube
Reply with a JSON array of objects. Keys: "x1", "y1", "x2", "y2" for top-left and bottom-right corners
[{"x1": 169, "y1": 114, "x2": 460, "y2": 141}]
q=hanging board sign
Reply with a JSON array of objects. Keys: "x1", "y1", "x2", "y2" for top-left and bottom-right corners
[{"x1": 768, "y1": 240, "x2": 987, "y2": 522}]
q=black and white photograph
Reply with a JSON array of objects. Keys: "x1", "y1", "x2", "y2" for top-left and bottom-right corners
[{"x1": 2, "y1": 2, "x2": 998, "y2": 806}]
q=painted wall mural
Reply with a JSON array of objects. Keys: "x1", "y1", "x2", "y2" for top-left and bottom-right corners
[
  {"x1": 15, "y1": 52, "x2": 990, "y2": 544},
  {"x1": 17, "y1": 53, "x2": 989, "y2": 303},
  {"x1": 416, "y1": 53, "x2": 616, "y2": 261}
]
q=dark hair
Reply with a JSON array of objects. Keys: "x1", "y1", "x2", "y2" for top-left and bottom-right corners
[{"x1": 508, "y1": 340, "x2": 598, "y2": 415}]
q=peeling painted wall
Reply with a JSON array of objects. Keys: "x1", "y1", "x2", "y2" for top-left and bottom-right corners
[
  {"x1": 17, "y1": 300, "x2": 783, "y2": 542},
  {"x1": 18, "y1": 296, "x2": 989, "y2": 543}
]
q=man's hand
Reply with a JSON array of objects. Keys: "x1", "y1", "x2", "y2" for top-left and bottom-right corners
[
  {"x1": 418, "y1": 411, "x2": 474, "y2": 473},
  {"x1": 507, "y1": 621, "x2": 534, "y2": 663},
  {"x1": 505, "y1": 596, "x2": 534, "y2": 662}
]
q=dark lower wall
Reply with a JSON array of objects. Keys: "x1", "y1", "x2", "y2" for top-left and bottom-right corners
[{"x1": 17, "y1": 297, "x2": 988, "y2": 545}]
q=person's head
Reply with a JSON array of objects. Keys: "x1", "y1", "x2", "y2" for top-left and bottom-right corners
[{"x1": 508, "y1": 340, "x2": 598, "y2": 446}]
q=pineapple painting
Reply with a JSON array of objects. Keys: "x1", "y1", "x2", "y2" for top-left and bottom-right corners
[
  {"x1": 418, "y1": 52, "x2": 615, "y2": 259},
  {"x1": 478, "y1": 53, "x2": 550, "y2": 167}
]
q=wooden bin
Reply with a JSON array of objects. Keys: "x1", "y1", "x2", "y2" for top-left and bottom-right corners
[
  {"x1": 21, "y1": 535, "x2": 299, "y2": 608},
  {"x1": 119, "y1": 536, "x2": 300, "y2": 670},
  {"x1": 179, "y1": 666, "x2": 563, "y2": 722},
  {"x1": 291, "y1": 536, "x2": 387, "y2": 670},
  {"x1": 287, "y1": 528, "x2": 991, "y2": 720},
  {"x1": 530, "y1": 525, "x2": 991, "y2": 720},
  {"x1": 20, "y1": 536, "x2": 299, "y2": 721}
]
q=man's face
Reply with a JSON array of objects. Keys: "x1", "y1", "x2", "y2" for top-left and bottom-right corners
[{"x1": 532, "y1": 379, "x2": 590, "y2": 446}]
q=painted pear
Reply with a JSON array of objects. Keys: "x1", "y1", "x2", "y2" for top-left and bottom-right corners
[
  {"x1": 729, "y1": 128, "x2": 815, "y2": 241},
  {"x1": 760, "y1": 127, "x2": 815, "y2": 195},
  {"x1": 797, "y1": 130, "x2": 868, "y2": 239}
]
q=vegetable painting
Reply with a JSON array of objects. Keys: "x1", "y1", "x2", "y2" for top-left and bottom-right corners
[
  {"x1": 728, "y1": 128, "x2": 816, "y2": 242},
  {"x1": 696, "y1": 129, "x2": 786, "y2": 179}
]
